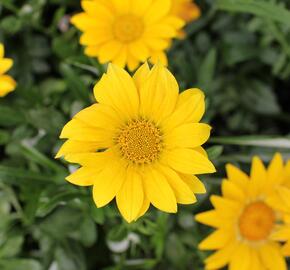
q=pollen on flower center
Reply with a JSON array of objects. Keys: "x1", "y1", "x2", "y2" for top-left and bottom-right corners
[
  {"x1": 113, "y1": 15, "x2": 144, "y2": 43},
  {"x1": 238, "y1": 201, "x2": 275, "y2": 242},
  {"x1": 116, "y1": 118, "x2": 163, "y2": 164}
]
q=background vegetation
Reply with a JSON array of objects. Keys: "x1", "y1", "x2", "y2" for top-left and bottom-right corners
[{"x1": 0, "y1": 0, "x2": 290, "y2": 269}]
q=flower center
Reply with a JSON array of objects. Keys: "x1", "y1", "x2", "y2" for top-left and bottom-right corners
[
  {"x1": 116, "y1": 119, "x2": 163, "y2": 164},
  {"x1": 113, "y1": 15, "x2": 144, "y2": 43},
  {"x1": 238, "y1": 201, "x2": 275, "y2": 242}
]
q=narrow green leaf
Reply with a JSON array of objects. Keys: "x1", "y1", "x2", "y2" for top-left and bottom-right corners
[
  {"x1": 216, "y1": 0, "x2": 290, "y2": 26},
  {"x1": 210, "y1": 136, "x2": 290, "y2": 148}
]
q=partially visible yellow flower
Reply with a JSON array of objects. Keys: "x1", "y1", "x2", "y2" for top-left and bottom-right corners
[
  {"x1": 71, "y1": 0, "x2": 184, "y2": 71},
  {"x1": 269, "y1": 159, "x2": 290, "y2": 256},
  {"x1": 56, "y1": 63, "x2": 215, "y2": 223},
  {"x1": 196, "y1": 154, "x2": 288, "y2": 270},
  {"x1": 170, "y1": 0, "x2": 201, "y2": 37},
  {"x1": 0, "y1": 43, "x2": 16, "y2": 97}
]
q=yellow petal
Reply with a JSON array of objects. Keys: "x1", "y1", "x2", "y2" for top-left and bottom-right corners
[
  {"x1": 249, "y1": 249, "x2": 264, "y2": 270},
  {"x1": 0, "y1": 43, "x2": 4, "y2": 58},
  {"x1": 210, "y1": 195, "x2": 240, "y2": 213},
  {"x1": 133, "y1": 62, "x2": 150, "y2": 90},
  {"x1": 162, "y1": 88, "x2": 205, "y2": 131},
  {"x1": 74, "y1": 103, "x2": 121, "y2": 130},
  {"x1": 139, "y1": 63, "x2": 178, "y2": 123},
  {"x1": 66, "y1": 167, "x2": 100, "y2": 186},
  {"x1": 229, "y1": 244, "x2": 251, "y2": 270},
  {"x1": 116, "y1": 167, "x2": 144, "y2": 223},
  {"x1": 277, "y1": 186, "x2": 290, "y2": 208},
  {"x1": 149, "y1": 50, "x2": 168, "y2": 66},
  {"x1": 164, "y1": 123, "x2": 211, "y2": 149},
  {"x1": 250, "y1": 156, "x2": 267, "y2": 196},
  {"x1": 59, "y1": 119, "x2": 113, "y2": 146},
  {"x1": 85, "y1": 46, "x2": 99, "y2": 57},
  {"x1": 194, "y1": 146, "x2": 208, "y2": 157},
  {"x1": 71, "y1": 13, "x2": 101, "y2": 31},
  {"x1": 268, "y1": 153, "x2": 284, "y2": 185},
  {"x1": 131, "y1": 0, "x2": 152, "y2": 16},
  {"x1": 98, "y1": 40, "x2": 123, "y2": 63},
  {"x1": 282, "y1": 241, "x2": 290, "y2": 256},
  {"x1": 144, "y1": 0, "x2": 171, "y2": 24},
  {"x1": 259, "y1": 243, "x2": 286, "y2": 270},
  {"x1": 0, "y1": 58, "x2": 13, "y2": 74},
  {"x1": 64, "y1": 151, "x2": 112, "y2": 167},
  {"x1": 0, "y1": 75, "x2": 16, "y2": 97},
  {"x1": 81, "y1": 1, "x2": 114, "y2": 19},
  {"x1": 143, "y1": 167, "x2": 177, "y2": 213},
  {"x1": 195, "y1": 210, "x2": 221, "y2": 228},
  {"x1": 128, "y1": 40, "x2": 150, "y2": 62},
  {"x1": 80, "y1": 27, "x2": 113, "y2": 46},
  {"x1": 159, "y1": 165, "x2": 196, "y2": 204},
  {"x1": 127, "y1": 53, "x2": 140, "y2": 71},
  {"x1": 55, "y1": 140, "x2": 100, "y2": 158},
  {"x1": 221, "y1": 180, "x2": 245, "y2": 201},
  {"x1": 144, "y1": 38, "x2": 170, "y2": 51},
  {"x1": 93, "y1": 159, "x2": 126, "y2": 207},
  {"x1": 145, "y1": 24, "x2": 177, "y2": 38},
  {"x1": 204, "y1": 241, "x2": 237, "y2": 270},
  {"x1": 179, "y1": 174, "x2": 206, "y2": 194},
  {"x1": 112, "y1": 46, "x2": 127, "y2": 68},
  {"x1": 165, "y1": 148, "x2": 216, "y2": 175},
  {"x1": 135, "y1": 196, "x2": 150, "y2": 220},
  {"x1": 94, "y1": 64, "x2": 139, "y2": 119},
  {"x1": 111, "y1": 0, "x2": 130, "y2": 14},
  {"x1": 199, "y1": 229, "x2": 233, "y2": 250},
  {"x1": 225, "y1": 164, "x2": 249, "y2": 191},
  {"x1": 271, "y1": 226, "x2": 290, "y2": 241}
]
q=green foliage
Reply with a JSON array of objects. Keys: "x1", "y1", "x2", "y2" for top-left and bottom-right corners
[{"x1": 0, "y1": 0, "x2": 290, "y2": 269}]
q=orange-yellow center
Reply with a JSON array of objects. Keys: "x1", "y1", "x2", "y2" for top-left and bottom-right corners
[
  {"x1": 238, "y1": 201, "x2": 275, "y2": 241},
  {"x1": 113, "y1": 15, "x2": 144, "y2": 43},
  {"x1": 116, "y1": 119, "x2": 163, "y2": 164}
]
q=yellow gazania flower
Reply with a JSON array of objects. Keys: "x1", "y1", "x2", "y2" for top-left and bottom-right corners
[
  {"x1": 196, "y1": 154, "x2": 288, "y2": 270},
  {"x1": 0, "y1": 43, "x2": 16, "y2": 97},
  {"x1": 170, "y1": 0, "x2": 200, "y2": 37},
  {"x1": 71, "y1": 0, "x2": 184, "y2": 71},
  {"x1": 56, "y1": 63, "x2": 215, "y2": 223},
  {"x1": 268, "y1": 159, "x2": 290, "y2": 256}
]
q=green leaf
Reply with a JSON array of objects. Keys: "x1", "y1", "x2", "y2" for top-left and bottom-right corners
[
  {"x1": 0, "y1": 165, "x2": 53, "y2": 185},
  {"x1": 0, "y1": 234, "x2": 24, "y2": 258},
  {"x1": 197, "y1": 48, "x2": 217, "y2": 91},
  {"x1": 55, "y1": 241, "x2": 86, "y2": 270},
  {"x1": 0, "y1": 106, "x2": 25, "y2": 127},
  {"x1": 0, "y1": 259, "x2": 42, "y2": 270},
  {"x1": 210, "y1": 136, "x2": 290, "y2": 148},
  {"x1": 207, "y1": 146, "x2": 224, "y2": 160},
  {"x1": 216, "y1": 0, "x2": 290, "y2": 26}
]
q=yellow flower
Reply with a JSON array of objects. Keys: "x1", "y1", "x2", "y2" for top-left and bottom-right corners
[
  {"x1": 0, "y1": 43, "x2": 16, "y2": 97},
  {"x1": 56, "y1": 63, "x2": 215, "y2": 223},
  {"x1": 71, "y1": 0, "x2": 184, "y2": 71},
  {"x1": 196, "y1": 154, "x2": 288, "y2": 270},
  {"x1": 170, "y1": 0, "x2": 200, "y2": 37},
  {"x1": 269, "y1": 159, "x2": 290, "y2": 256}
]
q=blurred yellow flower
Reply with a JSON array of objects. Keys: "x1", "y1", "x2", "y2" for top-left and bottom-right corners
[
  {"x1": 269, "y1": 158, "x2": 290, "y2": 256},
  {"x1": 0, "y1": 43, "x2": 16, "y2": 97},
  {"x1": 170, "y1": 0, "x2": 200, "y2": 37},
  {"x1": 71, "y1": 0, "x2": 184, "y2": 71},
  {"x1": 196, "y1": 154, "x2": 288, "y2": 270},
  {"x1": 56, "y1": 63, "x2": 215, "y2": 223}
]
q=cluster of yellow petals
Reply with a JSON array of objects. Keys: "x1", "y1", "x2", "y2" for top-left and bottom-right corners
[{"x1": 0, "y1": 43, "x2": 16, "y2": 97}]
